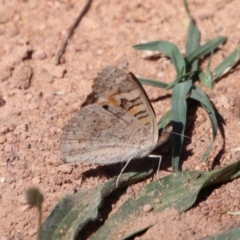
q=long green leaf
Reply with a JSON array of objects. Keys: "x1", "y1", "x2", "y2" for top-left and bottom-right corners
[
  {"x1": 90, "y1": 161, "x2": 240, "y2": 240},
  {"x1": 187, "y1": 36, "x2": 227, "y2": 63},
  {"x1": 158, "y1": 41, "x2": 186, "y2": 76},
  {"x1": 186, "y1": 20, "x2": 200, "y2": 73},
  {"x1": 185, "y1": 2, "x2": 200, "y2": 56},
  {"x1": 189, "y1": 86, "x2": 218, "y2": 161},
  {"x1": 212, "y1": 47, "x2": 240, "y2": 81},
  {"x1": 137, "y1": 77, "x2": 168, "y2": 89},
  {"x1": 198, "y1": 70, "x2": 213, "y2": 89},
  {"x1": 171, "y1": 80, "x2": 192, "y2": 171},
  {"x1": 41, "y1": 170, "x2": 154, "y2": 240},
  {"x1": 133, "y1": 41, "x2": 164, "y2": 51},
  {"x1": 133, "y1": 41, "x2": 186, "y2": 76},
  {"x1": 198, "y1": 51, "x2": 214, "y2": 89},
  {"x1": 158, "y1": 110, "x2": 172, "y2": 129}
]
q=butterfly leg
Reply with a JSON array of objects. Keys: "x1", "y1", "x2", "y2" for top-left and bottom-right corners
[
  {"x1": 148, "y1": 154, "x2": 163, "y2": 187},
  {"x1": 116, "y1": 158, "x2": 133, "y2": 187}
]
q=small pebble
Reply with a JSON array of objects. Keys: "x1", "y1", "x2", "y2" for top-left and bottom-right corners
[
  {"x1": 0, "y1": 135, "x2": 6, "y2": 144},
  {"x1": 32, "y1": 177, "x2": 41, "y2": 184},
  {"x1": 57, "y1": 164, "x2": 73, "y2": 174},
  {"x1": 143, "y1": 204, "x2": 153, "y2": 213},
  {"x1": 12, "y1": 63, "x2": 33, "y2": 89},
  {"x1": 0, "y1": 127, "x2": 8, "y2": 134},
  {"x1": 0, "y1": 177, "x2": 6, "y2": 183},
  {"x1": 32, "y1": 50, "x2": 47, "y2": 60}
]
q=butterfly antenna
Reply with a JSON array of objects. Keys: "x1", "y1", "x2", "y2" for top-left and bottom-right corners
[
  {"x1": 116, "y1": 158, "x2": 132, "y2": 187},
  {"x1": 171, "y1": 131, "x2": 191, "y2": 140}
]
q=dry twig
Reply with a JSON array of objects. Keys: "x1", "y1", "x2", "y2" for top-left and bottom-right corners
[{"x1": 55, "y1": 0, "x2": 93, "y2": 65}]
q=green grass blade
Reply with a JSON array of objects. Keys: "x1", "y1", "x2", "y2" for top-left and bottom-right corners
[
  {"x1": 198, "y1": 70, "x2": 213, "y2": 89},
  {"x1": 158, "y1": 110, "x2": 172, "y2": 129},
  {"x1": 184, "y1": 0, "x2": 200, "y2": 73},
  {"x1": 158, "y1": 41, "x2": 186, "y2": 76},
  {"x1": 187, "y1": 36, "x2": 227, "y2": 63},
  {"x1": 137, "y1": 77, "x2": 168, "y2": 89},
  {"x1": 212, "y1": 47, "x2": 240, "y2": 81},
  {"x1": 185, "y1": 19, "x2": 200, "y2": 57},
  {"x1": 189, "y1": 86, "x2": 218, "y2": 161},
  {"x1": 185, "y1": 20, "x2": 200, "y2": 72},
  {"x1": 133, "y1": 41, "x2": 186, "y2": 76},
  {"x1": 165, "y1": 70, "x2": 200, "y2": 90},
  {"x1": 133, "y1": 41, "x2": 164, "y2": 51},
  {"x1": 198, "y1": 51, "x2": 214, "y2": 89},
  {"x1": 171, "y1": 80, "x2": 192, "y2": 172}
]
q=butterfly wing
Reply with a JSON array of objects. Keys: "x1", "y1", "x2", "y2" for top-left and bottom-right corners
[
  {"x1": 60, "y1": 104, "x2": 157, "y2": 164},
  {"x1": 60, "y1": 66, "x2": 159, "y2": 164}
]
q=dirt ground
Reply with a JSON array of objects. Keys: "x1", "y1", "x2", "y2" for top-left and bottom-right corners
[{"x1": 0, "y1": 0, "x2": 240, "y2": 239}]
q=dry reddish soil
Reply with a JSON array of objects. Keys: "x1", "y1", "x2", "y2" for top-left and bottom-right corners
[{"x1": 0, "y1": 0, "x2": 240, "y2": 239}]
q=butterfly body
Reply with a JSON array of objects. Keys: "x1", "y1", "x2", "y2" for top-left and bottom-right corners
[{"x1": 60, "y1": 66, "x2": 159, "y2": 164}]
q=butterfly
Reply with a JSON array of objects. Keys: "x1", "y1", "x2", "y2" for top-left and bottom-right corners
[{"x1": 60, "y1": 66, "x2": 164, "y2": 164}]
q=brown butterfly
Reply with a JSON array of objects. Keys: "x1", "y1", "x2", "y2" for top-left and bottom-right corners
[{"x1": 60, "y1": 66, "x2": 166, "y2": 164}]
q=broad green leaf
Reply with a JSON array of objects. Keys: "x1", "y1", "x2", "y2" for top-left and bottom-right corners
[
  {"x1": 212, "y1": 47, "x2": 240, "y2": 81},
  {"x1": 189, "y1": 86, "x2": 218, "y2": 161},
  {"x1": 187, "y1": 36, "x2": 227, "y2": 63},
  {"x1": 90, "y1": 160, "x2": 240, "y2": 240},
  {"x1": 133, "y1": 41, "x2": 186, "y2": 76},
  {"x1": 41, "y1": 170, "x2": 154, "y2": 240},
  {"x1": 171, "y1": 80, "x2": 192, "y2": 172},
  {"x1": 137, "y1": 77, "x2": 168, "y2": 89}
]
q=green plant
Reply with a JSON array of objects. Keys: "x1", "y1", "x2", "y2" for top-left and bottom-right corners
[{"x1": 133, "y1": 1, "x2": 240, "y2": 172}]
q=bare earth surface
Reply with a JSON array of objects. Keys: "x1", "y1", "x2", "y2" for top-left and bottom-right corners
[{"x1": 0, "y1": 0, "x2": 240, "y2": 239}]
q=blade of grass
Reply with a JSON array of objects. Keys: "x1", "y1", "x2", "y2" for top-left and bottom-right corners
[
  {"x1": 133, "y1": 41, "x2": 164, "y2": 52},
  {"x1": 165, "y1": 70, "x2": 200, "y2": 90},
  {"x1": 186, "y1": 20, "x2": 200, "y2": 73},
  {"x1": 189, "y1": 86, "x2": 218, "y2": 161},
  {"x1": 184, "y1": 0, "x2": 200, "y2": 57},
  {"x1": 212, "y1": 47, "x2": 240, "y2": 81},
  {"x1": 158, "y1": 110, "x2": 172, "y2": 129},
  {"x1": 171, "y1": 80, "x2": 192, "y2": 171},
  {"x1": 158, "y1": 41, "x2": 186, "y2": 76},
  {"x1": 187, "y1": 36, "x2": 227, "y2": 63},
  {"x1": 198, "y1": 51, "x2": 214, "y2": 89},
  {"x1": 133, "y1": 41, "x2": 186, "y2": 76},
  {"x1": 137, "y1": 77, "x2": 168, "y2": 89}
]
